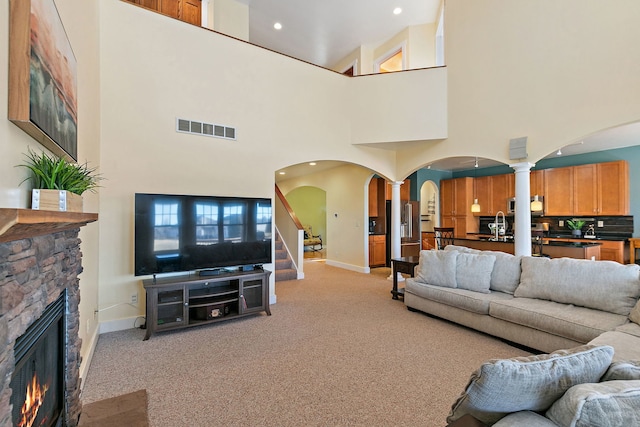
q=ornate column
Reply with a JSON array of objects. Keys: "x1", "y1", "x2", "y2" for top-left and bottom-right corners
[{"x1": 509, "y1": 162, "x2": 534, "y2": 256}]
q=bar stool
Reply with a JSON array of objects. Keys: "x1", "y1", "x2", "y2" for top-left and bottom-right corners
[{"x1": 434, "y1": 227, "x2": 455, "y2": 250}]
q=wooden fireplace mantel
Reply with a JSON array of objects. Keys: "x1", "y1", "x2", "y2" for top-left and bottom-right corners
[{"x1": 0, "y1": 208, "x2": 98, "y2": 243}]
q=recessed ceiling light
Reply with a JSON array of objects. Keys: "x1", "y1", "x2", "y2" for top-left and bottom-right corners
[
  {"x1": 274, "y1": 22, "x2": 282, "y2": 30},
  {"x1": 393, "y1": 7, "x2": 402, "y2": 15},
  {"x1": 279, "y1": 171, "x2": 286, "y2": 175},
  {"x1": 309, "y1": 162, "x2": 316, "y2": 166}
]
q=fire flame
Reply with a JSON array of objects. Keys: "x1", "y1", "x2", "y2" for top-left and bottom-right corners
[{"x1": 18, "y1": 373, "x2": 49, "y2": 427}]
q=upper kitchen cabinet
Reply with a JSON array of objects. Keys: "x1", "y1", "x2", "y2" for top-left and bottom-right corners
[
  {"x1": 574, "y1": 161, "x2": 629, "y2": 215},
  {"x1": 368, "y1": 178, "x2": 386, "y2": 217},
  {"x1": 472, "y1": 174, "x2": 513, "y2": 216},
  {"x1": 544, "y1": 167, "x2": 574, "y2": 216},
  {"x1": 440, "y1": 177, "x2": 478, "y2": 237},
  {"x1": 530, "y1": 169, "x2": 545, "y2": 197}
]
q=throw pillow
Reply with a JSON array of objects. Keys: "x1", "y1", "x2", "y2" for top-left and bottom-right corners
[
  {"x1": 516, "y1": 257, "x2": 640, "y2": 316},
  {"x1": 484, "y1": 251, "x2": 522, "y2": 294},
  {"x1": 546, "y1": 380, "x2": 640, "y2": 427},
  {"x1": 602, "y1": 360, "x2": 640, "y2": 381},
  {"x1": 455, "y1": 252, "x2": 496, "y2": 293},
  {"x1": 447, "y1": 345, "x2": 614, "y2": 425},
  {"x1": 630, "y1": 300, "x2": 640, "y2": 325},
  {"x1": 415, "y1": 250, "x2": 458, "y2": 288}
]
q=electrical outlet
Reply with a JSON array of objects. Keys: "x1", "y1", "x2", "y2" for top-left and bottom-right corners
[
  {"x1": 597, "y1": 220, "x2": 604, "y2": 227},
  {"x1": 559, "y1": 220, "x2": 564, "y2": 227},
  {"x1": 131, "y1": 292, "x2": 138, "y2": 305}
]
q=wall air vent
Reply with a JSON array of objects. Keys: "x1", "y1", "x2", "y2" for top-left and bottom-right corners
[{"x1": 176, "y1": 118, "x2": 237, "y2": 141}]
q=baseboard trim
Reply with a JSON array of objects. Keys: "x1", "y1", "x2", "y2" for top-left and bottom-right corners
[
  {"x1": 99, "y1": 316, "x2": 141, "y2": 334},
  {"x1": 79, "y1": 327, "x2": 99, "y2": 393},
  {"x1": 325, "y1": 259, "x2": 368, "y2": 273}
]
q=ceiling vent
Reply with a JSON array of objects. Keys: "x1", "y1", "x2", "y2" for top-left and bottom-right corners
[{"x1": 176, "y1": 118, "x2": 237, "y2": 141}]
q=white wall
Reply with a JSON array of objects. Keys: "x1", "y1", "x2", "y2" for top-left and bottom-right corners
[
  {"x1": 278, "y1": 164, "x2": 374, "y2": 271},
  {"x1": 397, "y1": 0, "x2": 640, "y2": 177},
  {"x1": 213, "y1": 0, "x2": 249, "y2": 41},
  {"x1": 4, "y1": 0, "x2": 640, "y2": 340}
]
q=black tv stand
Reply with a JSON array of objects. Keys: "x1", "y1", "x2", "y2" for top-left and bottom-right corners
[{"x1": 142, "y1": 269, "x2": 271, "y2": 340}]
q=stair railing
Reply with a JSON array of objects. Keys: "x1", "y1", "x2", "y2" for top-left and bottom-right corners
[{"x1": 275, "y1": 185, "x2": 304, "y2": 277}]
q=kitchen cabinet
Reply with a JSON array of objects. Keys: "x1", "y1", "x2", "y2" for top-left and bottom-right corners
[
  {"x1": 553, "y1": 161, "x2": 628, "y2": 216},
  {"x1": 544, "y1": 167, "x2": 574, "y2": 216},
  {"x1": 368, "y1": 178, "x2": 386, "y2": 217},
  {"x1": 125, "y1": 0, "x2": 201, "y2": 26},
  {"x1": 369, "y1": 235, "x2": 386, "y2": 267},
  {"x1": 386, "y1": 179, "x2": 411, "y2": 201},
  {"x1": 421, "y1": 232, "x2": 435, "y2": 250},
  {"x1": 440, "y1": 177, "x2": 478, "y2": 238},
  {"x1": 473, "y1": 174, "x2": 513, "y2": 216},
  {"x1": 597, "y1": 240, "x2": 627, "y2": 264},
  {"x1": 549, "y1": 237, "x2": 627, "y2": 264},
  {"x1": 530, "y1": 169, "x2": 545, "y2": 197}
]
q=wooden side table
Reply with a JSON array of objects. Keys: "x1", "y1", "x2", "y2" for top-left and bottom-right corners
[
  {"x1": 391, "y1": 256, "x2": 420, "y2": 300},
  {"x1": 629, "y1": 238, "x2": 640, "y2": 264}
]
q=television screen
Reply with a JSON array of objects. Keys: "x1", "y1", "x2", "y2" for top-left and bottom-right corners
[{"x1": 134, "y1": 193, "x2": 272, "y2": 276}]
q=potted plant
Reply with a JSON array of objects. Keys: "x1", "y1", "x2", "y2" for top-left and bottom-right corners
[
  {"x1": 18, "y1": 148, "x2": 102, "y2": 212},
  {"x1": 566, "y1": 219, "x2": 586, "y2": 237}
]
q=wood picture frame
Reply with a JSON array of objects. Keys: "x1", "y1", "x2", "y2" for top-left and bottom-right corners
[{"x1": 9, "y1": 0, "x2": 78, "y2": 161}]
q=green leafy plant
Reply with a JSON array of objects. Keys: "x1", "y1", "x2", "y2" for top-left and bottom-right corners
[
  {"x1": 18, "y1": 149, "x2": 103, "y2": 195},
  {"x1": 566, "y1": 219, "x2": 586, "y2": 230}
]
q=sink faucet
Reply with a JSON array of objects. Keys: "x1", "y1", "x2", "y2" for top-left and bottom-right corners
[{"x1": 494, "y1": 211, "x2": 506, "y2": 240}]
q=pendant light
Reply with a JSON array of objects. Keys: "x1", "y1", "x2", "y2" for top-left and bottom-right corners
[
  {"x1": 531, "y1": 194, "x2": 543, "y2": 212},
  {"x1": 471, "y1": 157, "x2": 481, "y2": 213}
]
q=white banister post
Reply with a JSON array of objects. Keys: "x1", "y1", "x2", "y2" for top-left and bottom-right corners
[{"x1": 509, "y1": 162, "x2": 535, "y2": 257}]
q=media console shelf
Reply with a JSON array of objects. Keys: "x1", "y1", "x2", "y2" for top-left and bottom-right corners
[{"x1": 142, "y1": 268, "x2": 271, "y2": 340}]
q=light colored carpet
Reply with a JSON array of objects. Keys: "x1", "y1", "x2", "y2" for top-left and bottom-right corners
[{"x1": 81, "y1": 261, "x2": 530, "y2": 426}]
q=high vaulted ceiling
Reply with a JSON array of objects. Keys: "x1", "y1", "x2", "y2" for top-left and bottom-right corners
[{"x1": 236, "y1": 0, "x2": 442, "y2": 69}]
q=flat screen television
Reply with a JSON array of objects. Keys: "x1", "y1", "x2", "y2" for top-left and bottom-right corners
[{"x1": 134, "y1": 193, "x2": 272, "y2": 276}]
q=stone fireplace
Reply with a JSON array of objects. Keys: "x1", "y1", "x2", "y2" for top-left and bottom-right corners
[{"x1": 0, "y1": 209, "x2": 97, "y2": 427}]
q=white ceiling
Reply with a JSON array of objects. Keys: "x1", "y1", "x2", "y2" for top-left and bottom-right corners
[{"x1": 238, "y1": 0, "x2": 442, "y2": 69}]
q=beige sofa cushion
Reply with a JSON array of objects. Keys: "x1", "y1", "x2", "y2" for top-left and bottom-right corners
[
  {"x1": 405, "y1": 279, "x2": 513, "y2": 315},
  {"x1": 489, "y1": 298, "x2": 628, "y2": 343},
  {"x1": 445, "y1": 246, "x2": 522, "y2": 294},
  {"x1": 546, "y1": 380, "x2": 640, "y2": 427},
  {"x1": 603, "y1": 361, "x2": 640, "y2": 381},
  {"x1": 415, "y1": 250, "x2": 457, "y2": 288},
  {"x1": 447, "y1": 345, "x2": 614, "y2": 425},
  {"x1": 516, "y1": 257, "x2": 640, "y2": 316},
  {"x1": 456, "y1": 252, "x2": 496, "y2": 293},
  {"x1": 630, "y1": 299, "x2": 640, "y2": 325},
  {"x1": 589, "y1": 329, "x2": 640, "y2": 362}
]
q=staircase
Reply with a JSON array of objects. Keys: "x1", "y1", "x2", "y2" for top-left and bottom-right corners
[{"x1": 275, "y1": 230, "x2": 298, "y2": 281}]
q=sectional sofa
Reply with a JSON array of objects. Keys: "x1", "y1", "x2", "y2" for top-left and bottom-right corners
[
  {"x1": 404, "y1": 245, "x2": 640, "y2": 360},
  {"x1": 403, "y1": 246, "x2": 640, "y2": 426}
]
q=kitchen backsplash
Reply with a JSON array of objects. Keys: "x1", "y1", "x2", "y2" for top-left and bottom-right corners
[{"x1": 479, "y1": 216, "x2": 633, "y2": 238}]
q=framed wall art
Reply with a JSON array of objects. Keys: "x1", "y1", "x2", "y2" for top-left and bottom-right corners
[{"x1": 9, "y1": 0, "x2": 78, "y2": 161}]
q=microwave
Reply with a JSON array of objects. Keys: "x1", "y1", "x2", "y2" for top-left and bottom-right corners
[{"x1": 507, "y1": 196, "x2": 544, "y2": 215}]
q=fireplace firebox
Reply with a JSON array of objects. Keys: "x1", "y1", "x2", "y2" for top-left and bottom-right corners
[{"x1": 10, "y1": 292, "x2": 66, "y2": 427}]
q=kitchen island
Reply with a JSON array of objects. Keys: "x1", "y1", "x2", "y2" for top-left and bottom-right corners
[{"x1": 453, "y1": 236, "x2": 602, "y2": 260}]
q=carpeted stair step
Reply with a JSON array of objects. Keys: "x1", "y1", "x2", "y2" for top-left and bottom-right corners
[
  {"x1": 274, "y1": 229, "x2": 299, "y2": 281},
  {"x1": 275, "y1": 268, "x2": 297, "y2": 281},
  {"x1": 275, "y1": 248, "x2": 288, "y2": 260}
]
